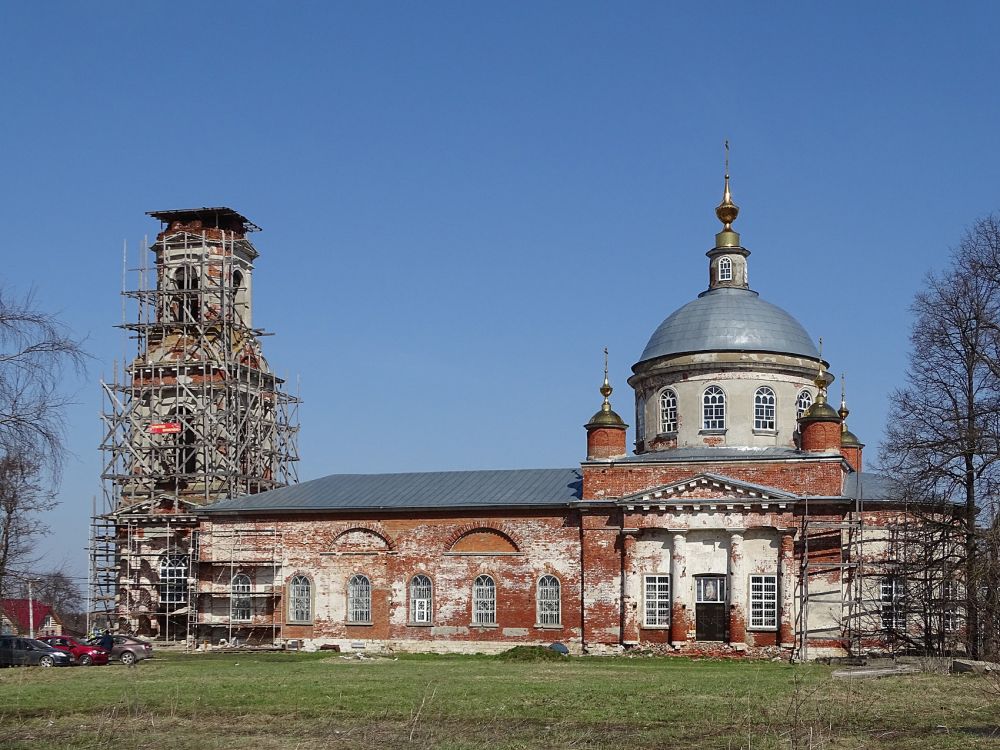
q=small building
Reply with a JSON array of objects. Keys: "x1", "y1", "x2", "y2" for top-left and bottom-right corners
[{"x1": 1, "y1": 599, "x2": 62, "y2": 637}]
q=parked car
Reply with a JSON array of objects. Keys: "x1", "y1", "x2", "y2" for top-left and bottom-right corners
[
  {"x1": 86, "y1": 634, "x2": 153, "y2": 665},
  {"x1": 0, "y1": 636, "x2": 74, "y2": 667},
  {"x1": 38, "y1": 635, "x2": 109, "y2": 666}
]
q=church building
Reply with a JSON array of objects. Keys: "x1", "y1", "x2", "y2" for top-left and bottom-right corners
[{"x1": 98, "y1": 170, "x2": 953, "y2": 659}]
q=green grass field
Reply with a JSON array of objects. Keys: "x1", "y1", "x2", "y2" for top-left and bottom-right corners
[{"x1": 1, "y1": 651, "x2": 997, "y2": 749}]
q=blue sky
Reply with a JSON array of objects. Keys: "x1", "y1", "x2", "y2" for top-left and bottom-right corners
[{"x1": 2, "y1": 2, "x2": 997, "y2": 584}]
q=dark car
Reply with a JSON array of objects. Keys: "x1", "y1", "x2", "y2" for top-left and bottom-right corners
[
  {"x1": 0, "y1": 636, "x2": 74, "y2": 667},
  {"x1": 38, "y1": 635, "x2": 110, "y2": 666},
  {"x1": 86, "y1": 634, "x2": 153, "y2": 665}
]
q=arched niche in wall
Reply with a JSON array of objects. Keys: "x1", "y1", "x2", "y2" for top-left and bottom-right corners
[
  {"x1": 449, "y1": 528, "x2": 520, "y2": 554},
  {"x1": 334, "y1": 527, "x2": 394, "y2": 553}
]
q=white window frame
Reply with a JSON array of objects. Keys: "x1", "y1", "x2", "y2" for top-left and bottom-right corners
[
  {"x1": 643, "y1": 574, "x2": 671, "y2": 627},
  {"x1": 749, "y1": 574, "x2": 778, "y2": 630},
  {"x1": 659, "y1": 389, "x2": 678, "y2": 434},
  {"x1": 288, "y1": 575, "x2": 312, "y2": 624},
  {"x1": 795, "y1": 389, "x2": 813, "y2": 419},
  {"x1": 718, "y1": 256, "x2": 733, "y2": 282},
  {"x1": 347, "y1": 574, "x2": 372, "y2": 624},
  {"x1": 695, "y1": 576, "x2": 727, "y2": 603},
  {"x1": 472, "y1": 574, "x2": 496, "y2": 626},
  {"x1": 409, "y1": 574, "x2": 433, "y2": 625},
  {"x1": 880, "y1": 577, "x2": 905, "y2": 631},
  {"x1": 753, "y1": 386, "x2": 776, "y2": 431},
  {"x1": 159, "y1": 553, "x2": 189, "y2": 611},
  {"x1": 231, "y1": 573, "x2": 252, "y2": 622},
  {"x1": 536, "y1": 575, "x2": 561, "y2": 626},
  {"x1": 702, "y1": 385, "x2": 726, "y2": 431}
]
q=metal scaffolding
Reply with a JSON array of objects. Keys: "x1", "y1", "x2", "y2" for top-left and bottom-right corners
[
  {"x1": 195, "y1": 527, "x2": 284, "y2": 645},
  {"x1": 795, "y1": 490, "x2": 865, "y2": 661},
  {"x1": 89, "y1": 209, "x2": 299, "y2": 641}
]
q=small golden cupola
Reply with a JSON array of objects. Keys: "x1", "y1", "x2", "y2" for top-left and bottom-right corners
[
  {"x1": 838, "y1": 376, "x2": 864, "y2": 471},
  {"x1": 586, "y1": 349, "x2": 628, "y2": 460},
  {"x1": 798, "y1": 358, "x2": 842, "y2": 452},
  {"x1": 707, "y1": 141, "x2": 751, "y2": 291}
]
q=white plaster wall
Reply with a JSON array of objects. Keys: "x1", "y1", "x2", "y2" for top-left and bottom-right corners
[{"x1": 637, "y1": 370, "x2": 816, "y2": 449}]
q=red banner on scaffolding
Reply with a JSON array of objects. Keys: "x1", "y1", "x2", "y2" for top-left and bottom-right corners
[{"x1": 149, "y1": 422, "x2": 182, "y2": 434}]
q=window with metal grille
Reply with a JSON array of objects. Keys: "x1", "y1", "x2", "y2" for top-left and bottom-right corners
[
  {"x1": 472, "y1": 575, "x2": 496, "y2": 625},
  {"x1": 881, "y1": 577, "x2": 905, "y2": 631},
  {"x1": 644, "y1": 575, "x2": 671, "y2": 627},
  {"x1": 347, "y1": 574, "x2": 372, "y2": 624},
  {"x1": 702, "y1": 386, "x2": 726, "y2": 430},
  {"x1": 537, "y1": 575, "x2": 561, "y2": 626},
  {"x1": 288, "y1": 575, "x2": 311, "y2": 623},
  {"x1": 231, "y1": 574, "x2": 252, "y2": 622},
  {"x1": 410, "y1": 575, "x2": 433, "y2": 624},
  {"x1": 754, "y1": 387, "x2": 776, "y2": 431},
  {"x1": 749, "y1": 574, "x2": 778, "y2": 629},
  {"x1": 659, "y1": 389, "x2": 678, "y2": 434},
  {"x1": 158, "y1": 553, "x2": 189, "y2": 611},
  {"x1": 795, "y1": 389, "x2": 813, "y2": 419},
  {"x1": 719, "y1": 257, "x2": 733, "y2": 281}
]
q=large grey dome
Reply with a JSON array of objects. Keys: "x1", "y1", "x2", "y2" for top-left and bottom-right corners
[{"x1": 637, "y1": 287, "x2": 819, "y2": 364}]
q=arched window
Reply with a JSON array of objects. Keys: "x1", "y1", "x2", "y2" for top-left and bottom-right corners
[
  {"x1": 158, "y1": 554, "x2": 189, "y2": 611},
  {"x1": 347, "y1": 574, "x2": 372, "y2": 624},
  {"x1": 172, "y1": 266, "x2": 200, "y2": 323},
  {"x1": 635, "y1": 401, "x2": 645, "y2": 444},
  {"x1": 796, "y1": 390, "x2": 813, "y2": 419},
  {"x1": 288, "y1": 575, "x2": 312, "y2": 623},
  {"x1": 659, "y1": 389, "x2": 678, "y2": 434},
  {"x1": 718, "y1": 257, "x2": 733, "y2": 282},
  {"x1": 409, "y1": 575, "x2": 433, "y2": 624},
  {"x1": 754, "y1": 387, "x2": 776, "y2": 431},
  {"x1": 537, "y1": 575, "x2": 561, "y2": 626},
  {"x1": 472, "y1": 574, "x2": 496, "y2": 625},
  {"x1": 231, "y1": 574, "x2": 252, "y2": 622},
  {"x1": 702, "y1": 386, "x2": 726, "y2": 430}
]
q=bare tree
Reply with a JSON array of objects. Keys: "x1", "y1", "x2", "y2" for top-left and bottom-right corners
[
  {"x1": 0, "y1": 454, "x2": 49, "y2": 599},
  {"x1": 0, "y1": 288, "x2": 86, "y2": 469},
  {"x1": 879, "y1": 215, "x2": 1000, "y2": 659},
  {"x1": 0, "y1": 288, "x2": 85, "y2": 600}
]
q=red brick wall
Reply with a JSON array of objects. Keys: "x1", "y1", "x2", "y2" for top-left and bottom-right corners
[
  {"x1": 582, "y1": 459, "x2": 843, "y2": 500},
  {"x1": 801, "y1": 421, "x2": 841, "y2": 452},
  {"x1": 586, "y1": 426, "x2": 627, "y2": 459},
  {"x1": 200, "y1": 509, "x2": 587, "y2": 647}
]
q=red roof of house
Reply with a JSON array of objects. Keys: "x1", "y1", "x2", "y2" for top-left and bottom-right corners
[{"x1": 1, "y1": 599, "x2": 58, "y2": 633}]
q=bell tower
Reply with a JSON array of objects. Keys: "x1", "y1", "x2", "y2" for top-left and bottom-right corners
[{"x1": 93, "y1": 207, "x2": 300, "y2": 640}]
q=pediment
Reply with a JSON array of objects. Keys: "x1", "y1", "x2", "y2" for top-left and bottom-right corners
[{"x1": 618, "y1": 472, "x2": 798, "y2": 507}]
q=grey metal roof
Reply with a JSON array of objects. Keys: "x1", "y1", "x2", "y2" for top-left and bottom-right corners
[
  {"x1": 637, "y1": 287, "x2": 820, "y2": 365},
  {"x1": 842, "y1": 472, "x2": 901, "y2": 502},
  {"x1": 201, "y1": 468, "x2": 583, "y2": 513}
]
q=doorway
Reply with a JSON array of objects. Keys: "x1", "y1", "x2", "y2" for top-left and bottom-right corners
[{"x1": 695, "y1": 575, "x2": 727, "y2": 641}]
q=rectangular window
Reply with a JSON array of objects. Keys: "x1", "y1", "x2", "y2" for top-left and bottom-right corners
[
  {"x1": 749, "y1": 574, "x2": 778, "y2": 630},
  {"x1": 696, "y1": 576, "x2": 727, "y2": 603},
  {"x1": 880, "y1": 577, "x2": 905, "y2": 631},
  {"x1": 643, "y1": 575, "x2": 671, "y2": 627}
]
